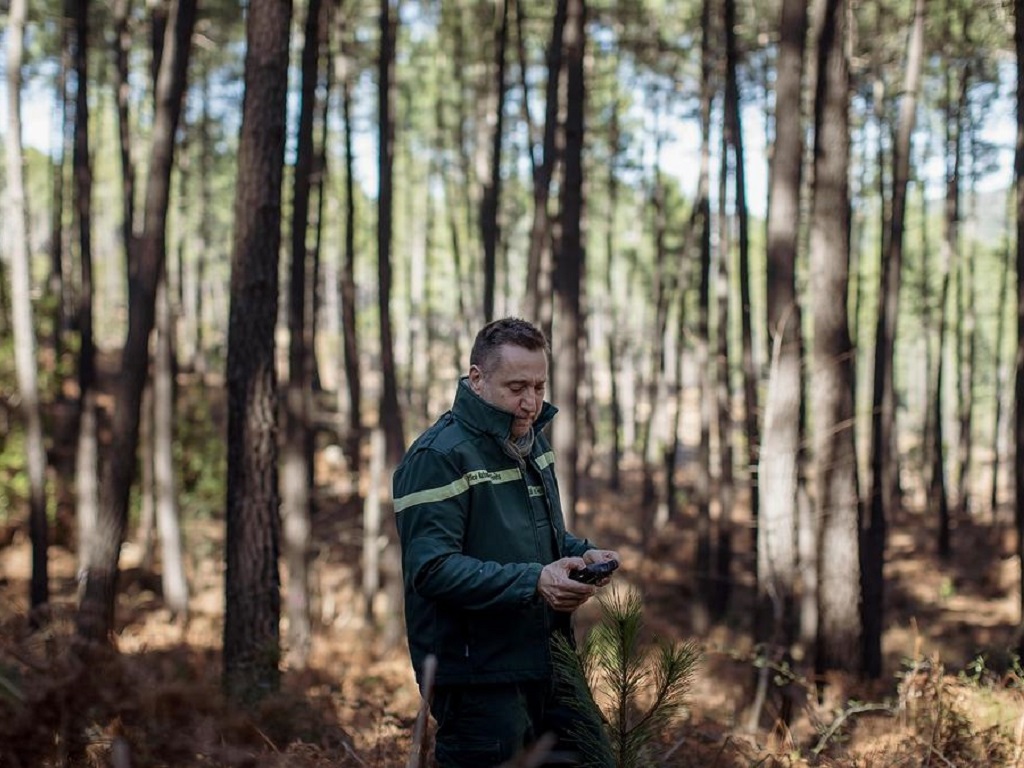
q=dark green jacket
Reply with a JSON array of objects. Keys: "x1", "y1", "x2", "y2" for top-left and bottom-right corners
[{"x1": 393, "y1": 378, "x2": 593, "y2": 686}]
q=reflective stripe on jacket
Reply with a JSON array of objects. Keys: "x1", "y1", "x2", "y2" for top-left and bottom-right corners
[{"x1": 393, "y1": 378, "x2": 592, "y2": 686}]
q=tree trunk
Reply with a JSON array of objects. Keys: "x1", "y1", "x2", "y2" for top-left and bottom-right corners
[
  {"x1": 72, "y1": 0, "x2": 99, "y2": 588},
  {"x1": 333, "y1": 5, "x2": 363, "y2": 480},
  {"x1": 724, "y1": 0, "x2": 759, "y2": 557},
  {"x1": 1014, "y1": 0, "x2": 1024, "y2": 657},
  {"x1": 524, "y1": 0, "x2": 566, "y2": 329},
  {"x1": 938, "y1": 54, "x2": 967, "y2": 560},
  {"x1": 991, "y1": 230, "x2": 1011, "y2": 517},
  {"x1": 377, "y1": 0, "x2": 406, "y2": 466},
  {"x1": 604, "y1": 100, "x2": 623, "y2": 492},
  {"x1": 194, "y1": 56, "x2": 211, "y2": 377},
  {"x1": 154, "y1": 269, "x2": 188, "y2": 619},
  {"x1": 692, "y1": 0, "x2": 713, "y2": 636},
  {"x1": 5, "y1": 0, "x2": 49, "y2": 615},
  {"x1": 481, "y1": 0, "x2": 509, "y2": 322},
  {"x1": 640, "y1": 121, "x2": 670, "y2": 535},
  {"x1": 955, "y1": 124, "x2": 977, "y2": 522},
  {"x1": 863, "y1": 0, "x2": 924, "y2": 678},
  {"x1": 223, "y1": 0, "x2": 292, "y2": 703},
  {"x1": 112, "y1": 0, "x2": 136, "y2": 258},
  {"x1": 809, "y1": 0, "x2": 860, "y2": 675},
  {"x1": 551, "y1": 0, "x2": 585, "y2": 530},
  {"x1": 75, "y1": 0, "x2": 196, "y2": 644},
  {"x1": 282, "y1": 0, "x2": 323, "y2": 670},
  {"x1": 757, "y1": 0, "x2": 808, "y2": 657},
  {"x1": 49, "y1": 11, "x2": 71, "y2": 360},
  {"x1": 713, "y1": 117, "x2": 734, "y2": 621}
]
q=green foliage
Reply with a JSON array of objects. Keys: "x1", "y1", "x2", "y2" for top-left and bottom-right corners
[
  {"x1": 174, "y1": 386, "x2": 227, "y2": 520},
  {"x1": 551, "y1": 586, "x2": 701, "y2": 768}
]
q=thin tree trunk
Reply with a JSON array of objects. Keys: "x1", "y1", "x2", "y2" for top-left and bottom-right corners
[
  {"x1": 713, "y1": 122, "x2": 734, "y2": 621},
  {"x1": 194, "y1": 56, "x2": 211, "y2": 377},
  {"x1": 605, "y1": 100, "x2": 623, "y2": 492},
  {"x1": 640, "y1": 116, "x2": 670, "y2": 529},
  {"x1": 724, "y1": 0, "x2": 759, "y2": 552},
  {"x1": 76, "y1": 0, "x2": 197, "y2": 643},
  {"x1": 810, "y1": 0, "x2": 861, "y2": 675},
  {"x1": 956, "y1": 124, "x2": 977, "y2": 522},
  {"x1": 551, "y1": 0, "x2": 586, "y2": 530},
  {"x1": 939, "y1": 61, "x2": 966, "y2": 559},
  {"x1": 692, "y1": 0, "x2": 713, "y2": 636},
  {"x1": 919, "y1": 176, "x2": 934, "y2": 490},
  {"x1": 334, "y1": 5, "x2": 363, "y2": 480},
  {"x1": 481, "y1": 0, "x2": 509, "y2": 322},
  {"x1": 377, "y1": 0, "x2": 405, "y2": 466},
  {"x1": 154, "y1": 269, "x2": 188, "y2": 619},
  {"x1": 49, "y1": 11, "x2": 71, "y2": 359},
  {"x1": 112, "y1": 0, "x2": 136, "y2": 257},
  {"x1": 138, "y1": 383, "x2": 156, "y2": 568},
  {"x1": 72, "y1": 0, "x2": 99, "y2": 588},
  {"x1": 5, "y1": 0, "x2": 49, "y2": 615},
  {"x1": 991, "y1": 225, "x2": 1011, "y2": 517},
  {"x1": 282, "y1": 0, "x2": 323, "y2": 670},
  {"x1": 524, "y1": 0, "x2": 566, "y2": 328},
  {"x1": 757, "y1": 0, "x2": 808, "y2": 661},
  {"x1": 863, "y1": 0, "x2": 924, "y2": 678}
]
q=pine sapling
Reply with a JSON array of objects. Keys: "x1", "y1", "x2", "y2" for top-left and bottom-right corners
[{"x1": 551, "y1": 586, "x2": 701, "y2": 767}]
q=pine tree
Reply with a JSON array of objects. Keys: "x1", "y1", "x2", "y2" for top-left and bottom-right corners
[{"x1": 551, "y1": 587, "x2": 701, "y2": 768}]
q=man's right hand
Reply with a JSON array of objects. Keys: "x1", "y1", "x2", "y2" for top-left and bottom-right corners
[{"x1": 537, "y1": 557, "x2": 597, "y2": 612}]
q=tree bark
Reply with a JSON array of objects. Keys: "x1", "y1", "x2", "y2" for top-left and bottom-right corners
[
  {"x1": 75, "y1": 0, "x2": 196, "y2": 643},
  {"x1": 333, "y1": 4, "x2": 363, "y2": 481},
  {"x1": 809, "y1": 0, "x2": 861, "y2": 675},
  {"x1": 724, "y1": 0, "x2": 759, "y2": 559},
  {"x1": 377, "y1": 0, "x2": 406, "y2": 466},
  {"x1": 282, "y1": 0, "x2": 324, "y2": 670},
  {"x1": 223, "y1": 0, "x2": 292, "y2": 702},
  {"x1": 481, "y1": 0, "x2": 509, "y2": 322},
  {"x1": 154, "y1": 269, "x2": 188, "y2": 618},
  {"x1": 5, "y1": 0, "x2": 49, "y2": 615},
  {"x1": 991, "y1": 230, "x2": 1011, "y2": 517},
  {"x1": 713, "y1": 114, "x2": 734, "y2": 621},
  {"x1": 551, "y1": 0, "x2": 586, "y2": 530},
  {"x1": 757, "y1": 0, "x2": 808, "y2": 655},
  {"x1": 1014, "y1": 0, "x2": 1024, "y2": 653},
  {"x1": 938, "y1": 27, "x2": 967, "y2": 562},
  {"x1": 72, "y1": 0, "x2": 99, "y2": 588},
  {"x1": 863, "y1": 0, "x2": 924, "y2": 678},
  {"x1": 692, "y1": 0, "x2": 713, "y2": 636},
  {"x1": 524, "y1": 0, "x2": 566, "y2": 330}
]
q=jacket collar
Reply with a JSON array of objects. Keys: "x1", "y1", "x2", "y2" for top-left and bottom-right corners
[{"x1": 452, "y1": 377, "x2": 557, "y2": 441}]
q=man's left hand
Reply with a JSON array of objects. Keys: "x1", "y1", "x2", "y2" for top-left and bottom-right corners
[{"x1": 582, "y1": 549, "x2": 620, "y2": 586}]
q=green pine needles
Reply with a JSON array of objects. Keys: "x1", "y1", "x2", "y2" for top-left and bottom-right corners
[{"x1": 551, "y1": 586, "x2": 702, "y2": 768}]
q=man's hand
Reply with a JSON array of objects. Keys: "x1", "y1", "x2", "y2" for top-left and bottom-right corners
[
  {"x1": 581, "y1": 549, "x2": 620, "y2": 586},
  {"x1": 583, "y1": 549, "x2": 620, "y2": 565},
  {"x1": 537, "y1": 557, "x2": 596, "y2": 612}
]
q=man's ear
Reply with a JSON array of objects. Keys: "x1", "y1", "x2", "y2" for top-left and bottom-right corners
[{"x1": 468, "y1": 365, "x2": 484, "y2": 392}]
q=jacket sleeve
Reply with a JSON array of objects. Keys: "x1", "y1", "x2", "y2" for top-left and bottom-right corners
[
  {"x1": 394, "y1": 448, "x2": 543, "y2": 610},
  {"x1": 562, "y1": 531, "x2": 593, "y2": 558}
]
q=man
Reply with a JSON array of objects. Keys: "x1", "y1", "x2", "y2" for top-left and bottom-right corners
[{"x1": 394, "y1": 317, "x2": 619, "y2": 767}]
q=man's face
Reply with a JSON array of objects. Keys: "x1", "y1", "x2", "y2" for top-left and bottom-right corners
[{"x1": 469, "y1": 344, "x2": 548, "y2": 438}]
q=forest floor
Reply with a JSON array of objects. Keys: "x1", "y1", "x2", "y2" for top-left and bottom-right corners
[{"x1": 1, "y1": 377, "x2": 1024, "y2": 766}]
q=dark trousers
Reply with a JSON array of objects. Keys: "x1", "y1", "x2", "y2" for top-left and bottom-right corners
[{"x1": 430, "y1": 677, "x2": 614, "y2": 768}]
